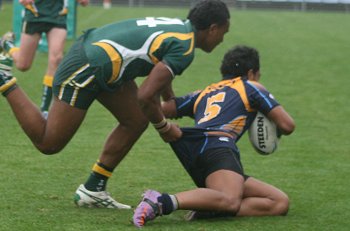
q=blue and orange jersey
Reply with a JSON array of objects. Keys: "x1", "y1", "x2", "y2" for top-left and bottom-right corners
[{"x1": 174, "y1": 77, "x2": 279, "y2": 144}]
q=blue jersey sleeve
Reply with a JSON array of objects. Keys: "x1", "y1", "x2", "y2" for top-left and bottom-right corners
[
  {"x1": 246, "y1": 81, "x2": 280, "y2": 115},
  {"x1": 174, "y1": 91, "x2": 201, "y2": 118}
]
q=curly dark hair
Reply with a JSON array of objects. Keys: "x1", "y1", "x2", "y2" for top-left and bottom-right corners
[
  {"x1": 220, "y1": 45, "x2": 260, "y2": 79},
  {"x1": 187, "y1": 0, "x2": 230, "y2": 30}
]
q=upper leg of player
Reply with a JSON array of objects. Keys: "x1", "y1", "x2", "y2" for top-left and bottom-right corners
[
  {"x1": 203, "y1": 148, "x2": 245, "y2": 212},
  {"x1": 13, "y1": 32, "x2": 40, "y2": 71},
  {"x1": 174, "y1": 145, "x2": 245, "y2": 213},
  {"x1": 237, "y1": 177, "x2": 289, "y2": 216},
  {"x1": 96, "y1": 80, "x2": 149, "y2": 168},
  {"x1": 12, "y1": 21, "x2": 50, "y2": 71},
  {"x1": 46, "y1": 26, "x2": 67, "y2": 76}
]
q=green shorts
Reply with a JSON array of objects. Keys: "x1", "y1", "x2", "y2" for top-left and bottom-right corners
[
  {"x1": 53, "y1": 37, "x2": 102, "y2": 110},
  {"x1": 22, "y1": 21, "x2": 66, "y2": 35}
]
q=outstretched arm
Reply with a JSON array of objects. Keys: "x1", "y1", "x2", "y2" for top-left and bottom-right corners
[{"x1": 138, "y1": 62, "x2": 182, "y2": 142}]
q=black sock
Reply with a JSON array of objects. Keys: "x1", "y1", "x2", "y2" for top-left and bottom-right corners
[{"x1": 157, "y1": 193, "x2": 175, "y2": 215}]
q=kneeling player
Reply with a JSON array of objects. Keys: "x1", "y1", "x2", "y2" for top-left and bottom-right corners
[{"x1": 133, "y1": 45, "x2": 295, "y2": 227}]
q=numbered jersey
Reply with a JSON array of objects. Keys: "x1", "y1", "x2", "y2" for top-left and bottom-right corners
[
  {"x1": 175, "y1": 77, "x2": 280, "y2": 142},
  {"x1": 23, "y1": 0, "x2": 67, "y2": 25},
  {"x1": 82, "y1": 17, "x2": 195, "y2": 90}
]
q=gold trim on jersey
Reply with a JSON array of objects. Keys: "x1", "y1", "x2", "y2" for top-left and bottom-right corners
[
  {"x1": 93, "y1": 42, "x2": 122, "y2": 84},
  {"x1": 221, "y1": 115, "x2": 247, "y2": 136},
  {"x1": 25, "y1": 4, "x2": 39, "y2": 17},
  {"x1": 58, "y1": 63, "x2": 90, "y2": 106},
  {"x1": 148, "y1": 32, "x2": 194, "y2": 63}
]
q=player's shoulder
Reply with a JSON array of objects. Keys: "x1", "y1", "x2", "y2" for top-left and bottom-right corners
[{"x1": 246, "y1": 80, "x2": 268, "y2": 92}]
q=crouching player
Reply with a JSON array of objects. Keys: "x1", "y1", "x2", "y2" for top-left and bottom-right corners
[{"x1": 133, "y1": 45, "x2": 296, "y2": 227}]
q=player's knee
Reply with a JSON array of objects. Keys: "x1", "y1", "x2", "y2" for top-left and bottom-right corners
[
  {"x1": 35, "y1": 143, "x2": 65, "y2": 155},
  {"x1": 16, "y1": 62, "x2": 32, "y2": 72},
  {"x1": 219, "y1": 195, "x2": 241, "y2": 213},
  {"x1": 49, "y1": 53, "x2": 63, "y2": 67},
  {"x1": 121, "y1": 117, "x2": 149, "y2": 134},
  {"x1": 275, "y1": 194, "x2": 289, "y2": 216}
]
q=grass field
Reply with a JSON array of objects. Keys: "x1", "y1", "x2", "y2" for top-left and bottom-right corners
[{"x1": 0, "y1": 3, "x2": 350, "y2": 231}]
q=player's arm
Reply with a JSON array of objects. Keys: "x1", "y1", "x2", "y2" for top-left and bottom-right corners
[
  {"x1": 250, "y1": 81, "x2": 295, "y2": 136},
  {"x1": 267, "y1": 105, "x2": 295, "y2": 136},
  {"x1": 161, "y1": 82, "x2": 175, "y2": 101},
  {"x1": 161, "y1": 100, "x2": 177, "y2": 119},
  {"x1": 138, "y1": 62, "x2": 182, "y2": 142}
]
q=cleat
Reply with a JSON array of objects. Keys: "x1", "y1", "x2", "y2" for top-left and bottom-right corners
[
  {"x1": 74, "y1": 184, "x2": 131, "y2": 209},
  {"x1": 0, "y1": 31, "x2": 15, "y2": 54},
  {"x1": 0, "y1": 53, "x2": 13, "y2": 72},
  {"x1": 133, "y1": 190, "x2": 162, "y2": 228},
  {"x1": 0, "y1": 68, "x2": 17, "y2": 96}
]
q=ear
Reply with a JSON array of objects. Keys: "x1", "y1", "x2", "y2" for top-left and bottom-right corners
[
  {"x1": 208, "y1": 24, "x2": 219, "y2": 34},
  {"x1": 247, "y1": 69, "x2": 260, "y2": 81},
  {"x1": 247, "y1": 69, "x2": 256, "y2": 81}
]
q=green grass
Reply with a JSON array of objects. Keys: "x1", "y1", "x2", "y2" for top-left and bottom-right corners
[{"x1": 1, "y1": 4, "x2": 350, "y2": 231}]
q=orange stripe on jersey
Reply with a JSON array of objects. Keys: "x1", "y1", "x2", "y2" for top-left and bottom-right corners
[
  {"x1": 148, "y1": 32, "x2": 194, "y2": 64},
  {"x1": 93, "y1": 42, "x2": 122, "y2": 84},
  {"x1": 227, "y1": 78, "x2": 254, "y2": 112},
  {"x1": 221, "y1": 115, "x2": 247, "y2": 136}
]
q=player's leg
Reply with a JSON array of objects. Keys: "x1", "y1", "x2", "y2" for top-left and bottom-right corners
[
  {"x1": 133, "y1": 148, "x2": 246, "y2": 227},
  {"x1": 40, "y1": 27, "x2": 67, "y2": 115},
  {"x1": 75, "y1": 80, "x2": 148, "y2": 209},
  {"x1": 1, "y1": 83, "x2": 86, "y2": 154},
  {"x1": 10, "y1": 32, "x2": 40, "y2": 71},
  {"x1": 237, "y1": 177, "x2": 289, "y2": 216}
]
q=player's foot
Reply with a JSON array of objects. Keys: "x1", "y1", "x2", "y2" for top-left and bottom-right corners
[
  {"x1": 0, "y1": 31, "x2": 15, "y2": 53},
  {"x1": 133, "y1": 190, "x2": 162, "y2": 228},
  {"x1": 73, "y1": 184, "x2": 131, "y2": 209},
  {"x1": 0, "y1": 53, "x2": 13, "y2": 72},
  {"x1": 0, "y1": 68, "x2": 17, "y2": 96}
]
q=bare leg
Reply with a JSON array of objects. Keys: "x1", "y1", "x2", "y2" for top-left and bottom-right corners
[
  {"x1": 11, "y1": 33, "x2": 40, "y2": 71},
  {"x1": 5, "y1": 87, "x2": 87, "y2": 154},
  {"x1": 175, "y1": 170, "x2": 245, "y2": 213},
  {"x1": 46, "y1": 28, "x2": 66, "y2": 76},
  {"x1": 237, "y1": 177, "x2": 289, "y2": 216},
  {"x1": 96, "y1": 80, "x2": 149, "y2": 168}
]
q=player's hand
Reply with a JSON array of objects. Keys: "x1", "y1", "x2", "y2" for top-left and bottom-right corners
[
  {"x1": 77, "y1": 0, "x2": 89, "y2": 6},
  {"x1": 159, "y1": 123, "x2": 182, "y2": 143},
  {"x1": 19, "y1": 0, "x2": 34, "y2": 6}
]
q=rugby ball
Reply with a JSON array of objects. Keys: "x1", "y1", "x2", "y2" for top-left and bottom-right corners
[{"x1": 248, "y1": 112, "x2": 279, "y2": 155}]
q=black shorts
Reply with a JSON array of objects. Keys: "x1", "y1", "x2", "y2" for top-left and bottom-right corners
[
  {"x1": 22, "y1": 21, "x2": 66, "y2": 35},
  {"x1": 170, "y1": 128, "x2": 249, "y2": 187}
]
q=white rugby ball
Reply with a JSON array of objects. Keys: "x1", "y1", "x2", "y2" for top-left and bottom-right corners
[{"x1": 248, "y1": 112, "x2": 279, "y2": 155}]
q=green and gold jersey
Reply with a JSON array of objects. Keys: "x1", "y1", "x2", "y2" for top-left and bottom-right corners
[
  {"x1": 23, "y1": 0, "x2": 67, "y2": 25},
  {"x1": 82, "y1": 17, "x2": 196, "y2": 89}
]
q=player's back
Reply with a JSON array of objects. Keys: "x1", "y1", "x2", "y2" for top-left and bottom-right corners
[{"x1": 192, "y1": 77, "x2": 278, "y2": 140}]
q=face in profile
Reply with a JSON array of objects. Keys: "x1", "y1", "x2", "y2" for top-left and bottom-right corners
[{"x1": 201, "y1": 20, "x2": 230, "y2": 53}]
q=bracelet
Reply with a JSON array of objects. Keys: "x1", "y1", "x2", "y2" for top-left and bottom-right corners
[
  {"x1": 157, "y1": 122, "x2": 171, "y2": 134},
  {"x1": 152, "y1": 117, "x2": 167, "y2": 129},
  {"x1": 152, "y1": 117, "x2": 171, "y2": 134}
]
